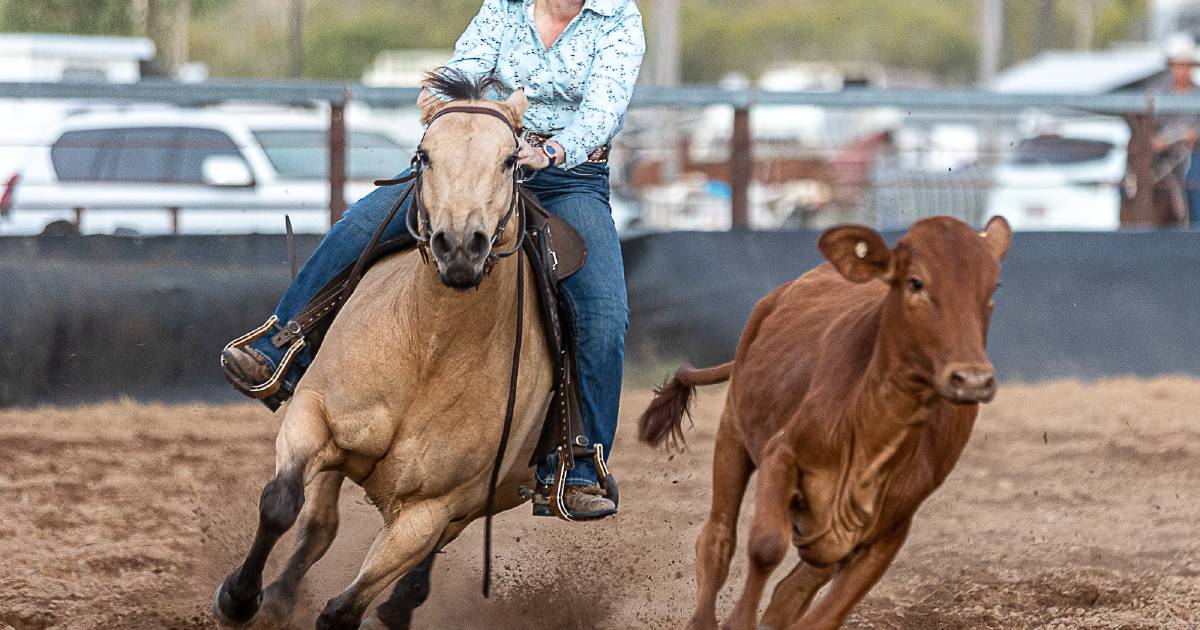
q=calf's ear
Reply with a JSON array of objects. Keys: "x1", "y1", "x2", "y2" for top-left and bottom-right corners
[
  {"x1": 818, "y1": 225, "x2": 893, "y2": 283},
  {"x1": 980, "y1": 216, "x2": 1012, "y2": 261}
]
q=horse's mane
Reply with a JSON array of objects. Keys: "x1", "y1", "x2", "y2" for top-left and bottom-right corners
[{"x1": 421, "y1": 67, "x2": 503, "y2": 101}]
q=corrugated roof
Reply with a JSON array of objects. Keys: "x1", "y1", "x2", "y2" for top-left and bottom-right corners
[{"x1": 990, "y1": 49, "x2": 1165, "y2": 94}]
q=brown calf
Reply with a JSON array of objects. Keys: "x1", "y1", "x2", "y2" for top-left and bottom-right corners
[{"x1": 640, "y1": 216, "x2": 1012, "y2": 630}]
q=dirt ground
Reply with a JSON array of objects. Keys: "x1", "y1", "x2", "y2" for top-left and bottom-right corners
[{"x1": 2, "y1": 377, "x2": 1199, "y2": 629}]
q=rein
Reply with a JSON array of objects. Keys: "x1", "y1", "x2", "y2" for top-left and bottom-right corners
[{"x1": 373, "y1": 104, "x2": 529, "y2": 598}]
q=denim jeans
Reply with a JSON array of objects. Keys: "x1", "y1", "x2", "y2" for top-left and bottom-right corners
[{"x1": 251, "y1": 162, "x2": 627, "y2": 487}]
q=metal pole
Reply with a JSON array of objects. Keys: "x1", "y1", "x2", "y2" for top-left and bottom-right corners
[
  {"x1": 979, "y1": 0, "x2": 1002, "y2": 85},
  {"x1": 730, "y1": 107, "x2": 752, "y2": 230},
  {"x1": 653, "y1": 0, "x2": 681, "y2": 182},
  {"x1": 328, "y1": 90, "x2": 348, "y2": 226},
  {"x1": 169, "y1": 207, "x2": 180, "y2": 234}
]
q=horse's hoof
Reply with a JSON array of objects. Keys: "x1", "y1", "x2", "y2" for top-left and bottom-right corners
[
  {"x1": 358, "y1": 614, "x2": 389, "y2": 630},
  {"x1": 212, "y1": 577, "x2": 263, "y2": 627}
]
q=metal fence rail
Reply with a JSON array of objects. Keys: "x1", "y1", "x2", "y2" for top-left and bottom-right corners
[{"x1": 5, "y1": 80, "x2": 1200, "y2": 230}]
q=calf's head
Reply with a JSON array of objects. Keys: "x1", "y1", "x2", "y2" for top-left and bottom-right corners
[{"x1": 818, "y1": 216, "x2": 1011, "y2": 404}]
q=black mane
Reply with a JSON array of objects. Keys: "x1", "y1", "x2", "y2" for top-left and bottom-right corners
[{"x1": 421, "y1": 67, "x2": 503, "y2": 101}]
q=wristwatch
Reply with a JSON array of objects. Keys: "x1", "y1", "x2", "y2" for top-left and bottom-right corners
[{"x1": 541, "y1": 143, "x2": 559, "y2": 166}]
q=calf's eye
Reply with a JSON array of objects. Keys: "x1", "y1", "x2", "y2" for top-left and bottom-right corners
[{"x1": 908, "y1": 278, "x2": 924, "y2": 292}]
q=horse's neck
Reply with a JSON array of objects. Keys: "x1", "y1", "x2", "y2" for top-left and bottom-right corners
[{"x1": 398, "y1": 256, "x2": 522, "y2": 360}]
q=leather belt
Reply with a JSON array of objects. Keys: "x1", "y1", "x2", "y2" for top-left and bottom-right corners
[{"x1": 525, "y1": 132, "x2": 609, "y2": 164}]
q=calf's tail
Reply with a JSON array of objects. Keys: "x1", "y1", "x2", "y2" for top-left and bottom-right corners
[{"x1": 637, "y1": 362, "x2": 733, "y2": 449}]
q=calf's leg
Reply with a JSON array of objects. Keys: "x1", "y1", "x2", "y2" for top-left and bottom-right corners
[
  {"x1": 758, "y1": 560, "x2": 834, "y2": 629},
  {"x1": 687, "y1": 412, "x2": 754, "y2": 630},
  {"x1": 788, "y1": 519, "x2": 911, "y2": 630},
  {"x1": 723, "y1": 444, "x2": 796, "y2": 630}
]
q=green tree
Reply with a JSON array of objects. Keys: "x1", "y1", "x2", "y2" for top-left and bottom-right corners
[{"x1": 0, "y1": 0, "x2": 133, "y2": 35}]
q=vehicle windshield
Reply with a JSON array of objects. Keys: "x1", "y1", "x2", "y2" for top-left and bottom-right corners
[
  {"x1": 1010, "y1": 135, "x2": 1114, "y2": 166},
  {"x1": 252, "y1": 129, "x2": 409, "y2": 180}
]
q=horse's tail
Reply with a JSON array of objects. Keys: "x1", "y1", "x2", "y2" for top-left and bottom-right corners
[{"x1": 638, "y1": 362, "x2": 734, "y2": 449}]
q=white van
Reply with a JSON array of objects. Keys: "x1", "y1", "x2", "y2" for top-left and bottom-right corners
[{"x1": 2, "y1": 108, "x2": 414, "y2": 235}]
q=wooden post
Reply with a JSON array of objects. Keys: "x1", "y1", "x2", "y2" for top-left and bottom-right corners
[
  {"x1": 169, "y1": 207, "x2": 180, "y2": 234},
  {"x1": 1122, "y1": 101, "x2": 1157, "y2": 226},
  {"x1": 73, "y1": 207, "x2": 83, "y2": 228},
  {"x1": 328, "y1": 92, "x2": 348, "y2": 226},
  {"x1": 730, "y1": 106, "x2": 752, "y2": 230}
]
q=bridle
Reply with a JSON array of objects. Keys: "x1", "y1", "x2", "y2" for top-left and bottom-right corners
[{"x1": 380, "y1": 105, "x2": 527, "y2": 277}]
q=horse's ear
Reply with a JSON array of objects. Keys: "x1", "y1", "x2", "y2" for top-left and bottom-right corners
[
  {"x1": 418, "y1": 88, "x2": 447, "y2": 125},
  {"x1": 500, "y1": 89, "x2": 528, "y2": 128}
]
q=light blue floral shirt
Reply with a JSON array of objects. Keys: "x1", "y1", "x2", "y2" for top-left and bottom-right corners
[{"x1": 447, "y1": 0, "x2": 645, "y2": 169}]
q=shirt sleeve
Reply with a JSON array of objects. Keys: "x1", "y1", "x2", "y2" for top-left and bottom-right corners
[
  {"x1": 444, "y1": 0, "x2": 505, "y2": 79},
  {"x1": 551, "y1": 11, "x2": 646, "y2": 169}
]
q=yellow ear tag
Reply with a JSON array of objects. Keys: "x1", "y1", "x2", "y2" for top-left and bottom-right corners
[
  {"x1": 854, "y1": 241, "x2": 868, "y2": 259},
  {"x1": 979, "y1": 230, "x2": 989, "y2": 238}
]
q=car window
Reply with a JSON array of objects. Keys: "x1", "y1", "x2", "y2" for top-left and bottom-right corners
[
  {"x1": 51, "y1": 129, "x2": 117, "y2": 181},
  {"x1": 253, "y1": 130, "x2": 409, "y2": 180},
  {"x1": 175, "y1": 128, "x2": 243, "y2": 184},
  {"x1": 1011, "y1": 135, "x2": 1114, "y2": 166},
  {"x1": 51, "y1": 126, "x2": 247, "y2": 184},
  {"x1": 106, "y1": 127, "x2": 176, "y2": 183}
]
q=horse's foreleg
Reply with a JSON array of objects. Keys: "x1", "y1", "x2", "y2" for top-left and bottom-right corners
[
  {"x1": 317, "y1": 499, "x2": 451, "y2": 630},
  {"x1": 214, "y1": 394, "x2": 334, "y2": 627},
  {"x1": 362, "y1": 550, "x2": 437, "y2": 630},
  {"x1": 255, "y1": 471, "x2": 345, "y2": 626}
]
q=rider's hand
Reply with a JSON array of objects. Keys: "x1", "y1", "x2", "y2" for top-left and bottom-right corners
[{"x1": 517, "y1": 139, "x2": 552, "y2": 171}]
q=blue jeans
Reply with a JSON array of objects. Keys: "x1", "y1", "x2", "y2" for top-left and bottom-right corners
[
  {"x1": 251, "y1": 163, "x2": 627, "y2": 487},
  {"x1": 1186, "y1": 150, "x2": 1200, "y2": 225}
]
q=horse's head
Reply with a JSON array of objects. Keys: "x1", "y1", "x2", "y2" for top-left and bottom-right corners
[
  {"x1": 415, "y1": 68, "x2": 527, "y2": 289},
  {"x1": 819, "y1": 216, "x2": 1012, "y2": 404}
]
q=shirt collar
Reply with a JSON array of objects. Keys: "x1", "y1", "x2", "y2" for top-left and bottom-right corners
[{"x1": 516, "y1": 0, "x2": 622, "y2": 18}]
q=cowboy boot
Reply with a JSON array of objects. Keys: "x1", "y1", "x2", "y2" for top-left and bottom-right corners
[
  {"x1": 221, "y1": 346, "x2": 273, "y2": 388},
  {"x1": 562, "y1": 485, "x2": 617, "y2": 519}
]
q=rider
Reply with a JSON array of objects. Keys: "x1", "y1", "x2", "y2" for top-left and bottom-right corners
[{"x1": 220, "y1": 0, "x2": 645, "y2": 519}]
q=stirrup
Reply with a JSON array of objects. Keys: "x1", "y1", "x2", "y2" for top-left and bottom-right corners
[
  {"x1": 220, "y1": 315, "x2": 306, "y2": 401},
  {"x1": 528, "y1": 443, "x2": 619, "y2": 522}
]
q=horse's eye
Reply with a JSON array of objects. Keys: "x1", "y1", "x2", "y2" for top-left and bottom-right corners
[
  {"x1": 503, "y1": 155, "x2": 518, "y2": 170},
  {"x1": 908, "y1": 278, "x2": 924, "y2": 292}
]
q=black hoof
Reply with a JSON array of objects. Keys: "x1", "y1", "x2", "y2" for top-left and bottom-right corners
[
  {"x1": 212, "y1": 576, "x2": 263, "y2": 627},
  {"x1": 316, "y1": 597, "x2": 362, "y2": 630}
]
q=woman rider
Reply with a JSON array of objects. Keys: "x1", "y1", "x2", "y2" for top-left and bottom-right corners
[{"x1": 220, "y1": 0, "x2": 645, "y2": 519}]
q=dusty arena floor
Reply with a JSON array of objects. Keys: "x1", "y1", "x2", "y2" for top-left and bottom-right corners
[{"x1": 2, "y1": 377, "x2": 1199, "y2": 629}]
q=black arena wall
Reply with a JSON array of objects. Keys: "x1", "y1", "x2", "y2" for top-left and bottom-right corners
[{"x1": 1, "y1": 231, "x2": 1197, "y2": 406}]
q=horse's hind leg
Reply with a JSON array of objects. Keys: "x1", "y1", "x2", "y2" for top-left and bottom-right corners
[
  {"x1": 214, "y1": 394, "x2": 333, "y2": 626},
  {"x1": 688, "y1": 406, "x2": 754, "y2": 630},
  {"x1": 253, "y1": 471, "x2": 345, "y2": 626},
  {"x1": 758, "y1": 560, "x2": 834, "y2": 628},
  {"x1": 317, "y1": 499, "x2": 451, "y2": 630}
]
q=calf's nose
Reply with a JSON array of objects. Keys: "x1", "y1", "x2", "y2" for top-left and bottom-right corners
[{"x1": 940, "y1": 363, "x2": 997, "y2": 403}]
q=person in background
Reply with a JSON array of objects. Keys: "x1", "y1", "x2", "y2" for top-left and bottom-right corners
[{"x1": 1154, "y1": 38, "x2": 1200, "y2": 224}]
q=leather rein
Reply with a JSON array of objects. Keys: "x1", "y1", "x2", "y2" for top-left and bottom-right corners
[{"x1": 373, "y1": 104, "x2": 529, "y2": 598}]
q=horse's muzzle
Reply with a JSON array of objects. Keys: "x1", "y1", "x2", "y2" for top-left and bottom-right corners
[{"x1": 431, "y1": 229, "x2": 491, "y2": 289}]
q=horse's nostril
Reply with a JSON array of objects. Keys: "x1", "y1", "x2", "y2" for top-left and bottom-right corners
[
  {"x1": 466, "y1": 231, "x2": 490, "y2": 259},
  {"x1": 430, "y1": 231, "x2": 454, "y2": 260},
  {"x1": 949, "y1": 372, "x2": 966, "y2": 388}
]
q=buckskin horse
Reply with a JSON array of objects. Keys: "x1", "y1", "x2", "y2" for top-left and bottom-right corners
[
  {"x1": 639, "y1": 216, "x2": 1011, "y2": 630},
  {"x1": 212, "y1": 77, "x2": 559, "y2": 629}
]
